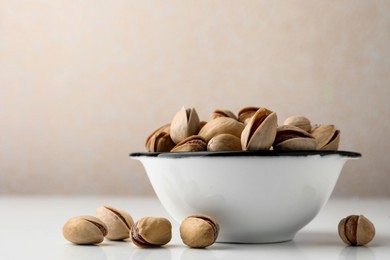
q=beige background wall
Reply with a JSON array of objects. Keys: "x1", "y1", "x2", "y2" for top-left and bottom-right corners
[{"x1": 1, "y1": 0, "x2": 389, "y2": 197}]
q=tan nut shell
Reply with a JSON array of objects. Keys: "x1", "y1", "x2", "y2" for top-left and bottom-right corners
[
  {"x1": 241, "y1": 108, "x2": 277, "y2": 151},
  {"x1": 283, "y1": 115, "x2": 312, "y2": 132},
  {"x1": 170, "y1": 107, "x2": 200, "y2": 144},
  {"x1": 210, "y1": 109, "x2": 237, "y2": 121},
  {"x1": 338, "y1": 215, "x2": 375, "y2": 246},
  {"x1": 274, "y1": 125, "x2": 312, "y2": 144},
  {"x1": 131, "y1": 217, "x2": 172, "y2": 248},
  {"x1": 63, "y1": 216, "x2": 107, "y2": 245},
  {"x1": 273, "y1": 125, "x2": 317, "y2": 151},
  {"x1": 199, "y1": 120, "x2": 207, "y2": 130},
  {"x1": 311, "y1": 124, "x2": 340, "y2": 150},
  {"x1": 96, "y1": 206, "x2": 134, "y2": 241},
  {"x1": 198, "y1": 117, "x2": 245, "y2": 143},
  {"x1": 238, "y1": 106, "x2": 260, "y2": 124},
  {"x1": 171, "y1": 135, "x2": 207, "y2": 152},
  {"x1": 145, "y1": 123, "x2": 170, "y2": 150},
  {"x1": 146, "y1": 132, "x2": 175, "y2": 152},
  {"x1": 274, "y1": 137, "x2": 317, "y2": 151},
  {"x1": 180, "y1": 215, "x2": 219, "y2": 248},
  {"x1": 207, "y1": 133, "x2": 242, "y2": 151}
]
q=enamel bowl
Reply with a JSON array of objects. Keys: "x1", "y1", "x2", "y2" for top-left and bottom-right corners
[{"x1": 130, "y1": 150, "x2": 360, "y2": 243}]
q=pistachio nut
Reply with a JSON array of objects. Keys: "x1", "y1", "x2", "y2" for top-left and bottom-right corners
[
  {"x1": 273, "y1": 125, "x2": 317, "y2": 151},
  {"x1": 170, "y1": 107, "x2": 200, "y2": 144},
  {"x1": 274, "y1": 137, "x2": 317, "y2": 151},
  {"x1": 145, "y1": 123, "x2": 170, "y2": 150},
  {"x1": 131, "y1": 217, "x2": 172, "y2": 248},
  {"x1": 199, "y1": 120, "x2": 207, "y2": 130},
  {"x1": 311, "y1": 124, "x2": 340, "y2": 150},
  {"x1": 241, "y1": 108, "x2": 277, "y2": 151},
  {"x1": 283, "y1": 115, "x2": 312, "y2": 132},
  {"x1": 338, "y1": 215, "x2": 375, "y2": 246},
  {"x1": 180, "y1": 215, "x2": 220, "y2": 248},
  {"x1": 210, "y1": 109, "x2": 237, "y2": 121},
  {"x1": 207, "y1": 133, "x2": 242, "y2": 151},
  {"x1": 171, "y1": 135, "x2": 207, "y2": 152},
  {"x1": 146, "y1": 132, "x2": 175, "y2": 152},
  {"x1": 274, "y1": 125, "x2": 312, "y2": 143},
  {"x1": 198, "y1": 117, "x2": 245, "y2": 143},
  {"x1": 96, "y1": 206, "x2": 134, "y2": 241},
  {"x1": 238, "y1": 106, "x2": 259, "y2": 124},
  {"x1": 311, "y1": 123, "x2": 320, "y2": 132},
  {"x1": 63, "y1": 216, "x2": 107, "y2": 245}
]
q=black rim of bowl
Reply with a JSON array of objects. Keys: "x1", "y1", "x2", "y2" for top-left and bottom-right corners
[{"x1": 130, "y1": 150, "x2": 361, "y2": 158}]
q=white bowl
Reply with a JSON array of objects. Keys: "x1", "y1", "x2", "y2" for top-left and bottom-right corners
[{"x1": 130, "y1": 150, "x2": 360, "y2": 243}]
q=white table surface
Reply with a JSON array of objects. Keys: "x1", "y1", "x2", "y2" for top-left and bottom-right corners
[{"x1": 0, "y1": 196, "x2": 389, "y2": 260}]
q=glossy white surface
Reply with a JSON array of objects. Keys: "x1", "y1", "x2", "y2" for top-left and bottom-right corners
[
  {"x1": 0, "y1": 196, "x2": 388, "y2": 260},
  {"x1": 134, "y1": 154, "x2": 356, "y2": 243}
]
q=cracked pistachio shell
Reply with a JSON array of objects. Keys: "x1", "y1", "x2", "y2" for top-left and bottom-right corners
[
  {"x1": 131, "y1": 217, "x2": 172, "y2": 248},
  {"x1": 199, "y1": 120, "x2": 207, "y2": 130},
  {"x1": 210, "y1": 109, "x2": 237, "y2": 121},
  {"x1": 274, "y1": 125, "x2": 313, "y2": 144},
  {"x1": 96, "y1": 206, "x2": 134, "y2": 241},
  {"x1": 145, "y1": 123, "x2": 170, "y2": 150},
  {"x1": 274, "y1": 137, "x2": 317, "y2": 151},
  {"x1": 338, "y1": 215, "x2": 375, "y2": 246},
  {"x1": 198, "y1": 117, "x2": 245, "y2": 143},
  {"x1": 63, "y1": 216, "x2": 107, "y2": 245},
  {"x1": 170, "y1": 107, "x2": 200, "y2": 144},
  {"x1": 146, "y1": 132, "x2": 175, "y2": 152},
  {"x1": 283, "y1": 115, "x2": 312, "y2": 132},
  {"x1": 207, "y1": 133, "x2": 242, "y2": 151},
  {"x1": 241, "y1": 108, "x2": 277, "y2": 151},
  {"x1": 311, "y1": 124, "x2": 340, "y2": 150},
  {"x1": 273, "y1": 125, "x2": 316, "y2": 150},
  {"x1": 238, "y1": 106, "x2": 260, "y2": 124},
  {"x1": 180, "y1": 215, "x2": 220, "y2": 248},
  {"x1": 171, "y1": 135, "x2": 207, "y2": 152}
]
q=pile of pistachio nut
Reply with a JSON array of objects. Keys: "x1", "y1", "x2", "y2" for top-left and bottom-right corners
[
  {"x1": 63, "y1": 205, "x2": 219, "y2": 248},
  {"x1": 145, "y1": 106, "x2": 340, "y2": 152}
]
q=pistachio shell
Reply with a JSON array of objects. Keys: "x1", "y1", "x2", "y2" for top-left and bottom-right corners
[
  {"x1": 96, "y1": 206, "x2": 134, "y2": 241},
  {"x1": 241, "y1": 108, "x2": 277, "y2": 151},
  {"x1": 356, "y1": 215, "x2": 376, "y2": 245},
  {"x1": 199, "y1": 121, "x2": 207, "y2": 130},
  {"x1": 170, "y1": 107, "x2": 200, "y2": 144},
  {"x1": 210, "y1": 109, "x2": 237, "y2": 121},
  {"x1": 274, "y1": 125, "x2": 312, "y2": 145},
  {"x1": 310, "y1": 124, "x2": 320, "y2": 132},
  {"x1": 274, "y1": 137, "x2": 317, "y2": 151},
  {"x1": 180, "y1": 215, "x2": 219, "y2": 248},
  {"x1": 147, "y1": 132, "x2": 175, "y2": 152},
  {"x1": 338, "y1": 215, "x2": 375, "y2": 246},
  {"x1": 131, "y1": 217, "x2": 172, "y2": 248},
  {"x1": 283, "y1": 115, "x2": 312, "y2": 132},
  {"x1": 63, "y1": 216, "x2": 107, "y2": 245},
  {"x1": 207, "y1": 133, "x2": 242, "y2": 151},
  {"x1": 198, "y1": 117, "x2": 245, "y2": 142},
  {"x1": 311, "y1": 124, "x2": 340, "y2": 150},
  {"x1": 321, "y1": 131, "x2": 340, "y2": 150},
  {"x1": 145, "y1": 123, "x2": 170, "y2": 150},
  {"x1": 238, "y1": 106, "x2": 262, "y2": 124},
  {"x1": 171, "y1": 135, "x2": 207, "y2": 152},
  {"x1": 273, "y1": 125, "x2": 316, "y2": 151},
  {"x1": 338, "y1": 217, "x2": 350, "y2": 245}
]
